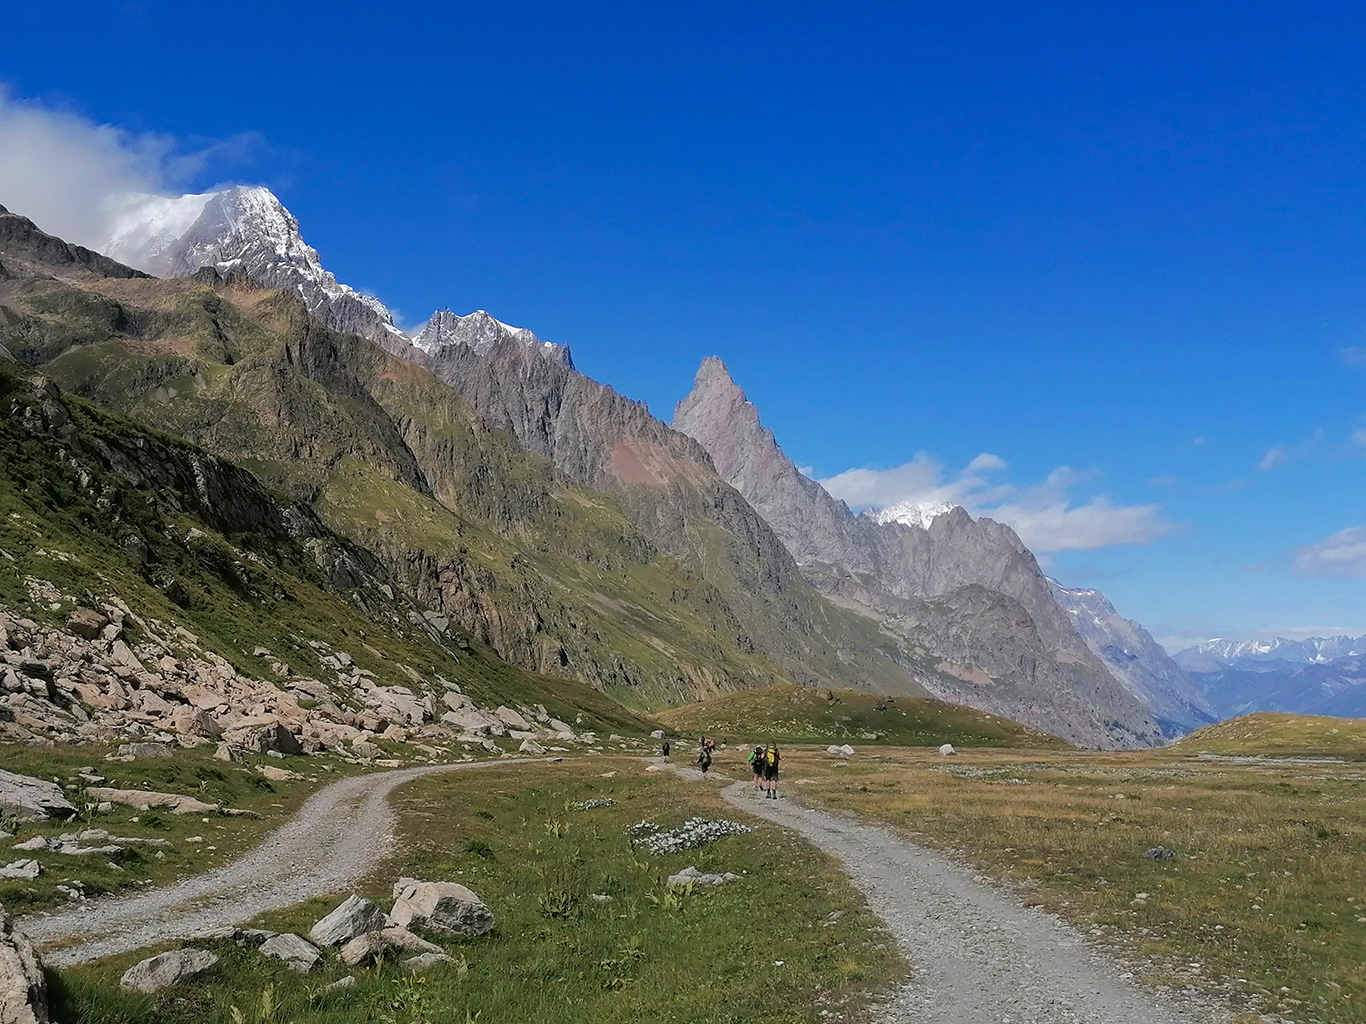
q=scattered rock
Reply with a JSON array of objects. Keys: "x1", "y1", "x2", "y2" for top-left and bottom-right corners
[
  {"x1": 119, "y1": 742, "x2": 174, "y2": 758},
  {"x1": 257, "y1": 765, "x2": 301, "y2": 783},
  {"x1": 10, "y1": 838, "x2": 46, "y2": 853},
  {"x1": 85, "y1": 788, "x2": 217, "y2": 815},
  {"x1": 667, "y1": 865, "x2": 740, "y2": 889},
  {"x1": 309, "y1": 894, "x2": 388, "y2": 947},
  {"x1": 0, "y1": 768, "x2": 76, "y2": 823},
  {"x1": 119, "y1": 948, "x2": 219, "y2": 993},
  {"x1": 825, "y1": 744, "x2": 855, "y2": 757},
  {"x1": 0, "y1": 861, "x2": 40, "y2": 881},
  {"x1": 649, "y1": 729, "x2": 665, "y2": 739},
  {"x1": 339, "y1": 926, "x2": 442, "y2": 967},
  {"x1": 1143, "y1": 846, "x2": 1176, "y2": 861},
  {"x1": 938, "y1": 744, "x2": 957, "y2": 756},
  {"x1": 259, "y1": 932, "x2": 321, "y2": 973},
  {"x1": 390, "y1": 877, "x2": 495, "y2": 936},
  {"x1": 65, "y1": 607, "x2": 107, "y2": 641},
  {"x1": 517, "y1": 739, "x2": 546, "y2": 755},
  {"x1": 1, "y1": 902, "x2": 49, "y2": 1024},
  {"x1": 324, "y1": 976, "x2": 356, "y2": 992},
  {"x1": 404, "y1": 951, "x2": 454, "y2": 972}
]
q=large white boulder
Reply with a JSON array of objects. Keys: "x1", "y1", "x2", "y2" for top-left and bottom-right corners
[
  {"x1": 0, "y1": 769, "x2": 75, "y2": 823},
  {"x1": 308, "y1": 894, "x2": 388, "y2": 947},
  {"x1": 390, "y1": 877, "x2": 495, "y2": 936},
  {"x1": 119, "y1": 948, "x2": 219, "y2": 993},
  {"x1": 938, "y1": 743, "x2": 956, "y2": 756}
]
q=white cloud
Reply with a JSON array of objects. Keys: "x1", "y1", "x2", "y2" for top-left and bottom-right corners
[
  {"x1": 1293, "y1": 525, "x2": 1366, "y2": 579},
  {"x1": 1258, "y1": 445, "x2": 1291, "y2": 471},
  {"x1": 1341, "y1": 346, "x2": 1366, "y2": 367},
  {"x1": 820, "y1": 457, "x2": 1174, "y2": 554},
  {"x1": 0, "y1": 87, "x2": 259, "y2": 251}
]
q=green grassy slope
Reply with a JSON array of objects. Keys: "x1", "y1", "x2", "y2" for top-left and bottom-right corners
[
  {"x1": 1172, "y1": 712, "x2": 1366, "y2": 758},
  {"x1": 657, "y1": 684, "x2": 1069, "y2": 748}
]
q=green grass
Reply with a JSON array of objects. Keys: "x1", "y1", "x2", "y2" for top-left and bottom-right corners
[
  {"x1": 0, "y1": 742, "x2": 340, "y2": 914},
  {"x1": 1173, "y1": 713, "x2": 1366, "y2": 759},
  {"x1": 774, "y1": 744, "x2": 1366, "y2": 1024},
  {"x1": 51, "y1": 759, "x2": 903, "y2": 1024},
  {"x1": 657, "y1": 684, "x2": 1069, "y2": 748}
]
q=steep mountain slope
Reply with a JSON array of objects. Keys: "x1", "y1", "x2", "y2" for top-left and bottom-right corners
[
  {"x1": 673, "y1": 356, "x2": 1162, "y2": 748},
  {"x1": 1047, "y1": 581, "x2": 1215, "y2": 736},
  {"x1": 0, "y1": 202, "x2": 926, "y2": 709},
  {"x1": 411, "y1": 308, "x2": 570, "y2": 364}
]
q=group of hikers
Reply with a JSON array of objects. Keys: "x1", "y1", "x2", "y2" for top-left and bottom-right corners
[{"x1": 662, "y1": 735, "x2": 781, "y2": 798}]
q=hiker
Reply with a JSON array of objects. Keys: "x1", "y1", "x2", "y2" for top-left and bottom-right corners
[
  {"x1": 662, "y1": 739, "x2": 671, "y2": 760},
  {"x1": 762, "y1": 742, "x2": 780, "y2": 799},
  {"x1": 697, "y1": 743, "x2": 712, "y2": 774},
  {"x1": 749, "y1": 745, "x2": 765, "y2": 789}
]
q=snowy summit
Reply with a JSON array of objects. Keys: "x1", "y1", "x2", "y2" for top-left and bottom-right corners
[{"x1": 871, "y1": 499, "x2": 957, "y2": 530}]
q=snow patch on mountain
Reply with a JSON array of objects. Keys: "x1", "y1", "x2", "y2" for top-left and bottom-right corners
[
  {"x1": 411, "y1": 308, "x2": 569, "y2": 363},
  {"x1": 871, "y1": 499, "x2": 957, "y2": 530},
  {"x1": 1174, "y1": 634, "x2": 1366, "y2": 671}
]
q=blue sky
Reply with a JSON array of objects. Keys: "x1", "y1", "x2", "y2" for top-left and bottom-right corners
[{"x1": 2, "y1": 0, "x2": 1364, "y2": 649}]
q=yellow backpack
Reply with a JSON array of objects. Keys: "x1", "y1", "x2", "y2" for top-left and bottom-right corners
[{"x1": 765, "y1": 746, "x2": 777, "y2": 766}]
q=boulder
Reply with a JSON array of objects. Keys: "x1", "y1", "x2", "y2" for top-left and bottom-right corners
[
  {"x1": 0, "y1": 861, "x2": 40, "y2": 881},
  {"x1": 826, "y1": 744, "x2": 855, "y2": 757},
  {"x1": 938, "y1": 744, "x2": 956, "y2": 756},
  {"x1": 85, "y1": 787, "x2": 217, "y2": 814},
  {"x1": 439, "y1": 709, "x2": 506, "y2": 737},
  {"x1": 390, "y1": 878, "x2": 494, "y2": 936},
  {"x1": 170, "y1": 706, "x2": 223, "y2": 739},
  {"x1": 517, "y1": 739, "x2": 546, "y2": 756},
  {"x1": 1143, "y1": 846, "x2": 1176, "y2": 861},
  {"x1": 0, "y1": 769, "x2": 75, "y2": 823},
  {"x1": 308, "y1": 894, "x2": 388, "y2": 947},
  {"x1": 119, "y1": 742, "x2": 174, "y2": 758},
  {"x1": 223, "y1": 720, "x2": 303, "y2": 756},
  {"x1": 1, "y1": 903, "x2": 48, "y2": 1024},
  {"x1": 404, "y1": 951, "x2": 454, "y2": 972},
  {"x1": 493, "y1": 706, "x2": 531, "y2": 731},
  {"x1": 338, "y1": 926, "x2": 441, "y2": 967},
  {"x1": 667, "y1": 865, "x2": 740, "y2": 888},
  {"x1": 649, "y1": 729, "x2": 665, "y2": 739},
  {"x1": 119, "y1": 948, "x2": 219, "y2": 993},
  {"x1": 259, "y1": 933, "x2": 321, "y2": 973},
  {"x1": 65, "y1": 608, "x2": 107, "y2": 641}
]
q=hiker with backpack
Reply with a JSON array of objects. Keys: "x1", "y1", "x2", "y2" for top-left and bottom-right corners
[
  {"x1": 697, "y1": 743, "x2": 712, "y2": 774},
  {"x1": 748, "y1": 745, "x2": 765, "y2": 789},
  {"x1": 762, "y1": 742, "x2": 780, "y2": 799}
]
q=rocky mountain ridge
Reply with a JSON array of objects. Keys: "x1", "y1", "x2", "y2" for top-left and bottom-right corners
[
  {"x1": 1047, "y1": 581, "x2": 1215, "y2": 737},
  {"x1": 673, "y1": 356, "x2": 1162, "y2": 748},
  {"x1": 1174, "y1": 634, "x2": 1366, "y2": 672}
]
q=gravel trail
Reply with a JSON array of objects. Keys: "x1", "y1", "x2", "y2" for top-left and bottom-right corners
[
  {"x1": 720, "y1": 780, "x2": 1223, "y2": 1024},
  {"x1": 23, "y1": 759, "x2": 526, "y2": 966}
]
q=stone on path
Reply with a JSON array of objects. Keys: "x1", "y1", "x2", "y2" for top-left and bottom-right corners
[
  {"x1": 119, "y1": 948, "x2": 219, "y2": 993},
  {"x1": 0, "y1": 769, "x2": 75, "y2": 823},
  {"x1": 938, "y1": 743, "x2": 956, "y2": 756},
  {"x1": 259, "y1": 933, "x2": 321, "y2": 973},
  {"x1": 339, "y1": 926, "x2": 441, "y2": 967},
  {"x1": 390, "y1": 878, "x2": 495, "y2": 936},
  {"x1": 308, "y1": 894, "x2": 388, "y2": 947},
  {"x1": 1, "y1": 903, "x2": 49, "y2": 1024}
]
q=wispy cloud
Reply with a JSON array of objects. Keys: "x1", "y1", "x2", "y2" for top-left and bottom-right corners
[
  {"x1": 1293, "y1": 524, "x2": 1366, "y2": 579},
  {"x1": 820, "y1": 455, "x2": 1175, "y2": 554},
  {"x1": 1257, "y1": 426, "x2": 1365, "y2": 471},
  {"x1": 0, "y1": 87, "x2": 263, "y2": 251},
  {"x1": 1340, "y1": 346, "x2": 1366, "y2": 367}
]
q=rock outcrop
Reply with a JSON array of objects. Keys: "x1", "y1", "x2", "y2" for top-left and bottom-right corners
[
  {"x1": 119, "y1": 948, "x2": 219, "y2": 993},
  {"x1": 0, "y1": 770, "x2": 75, "y2": 823},
  {"x1": 0, "y1": 904, "x2": 47, "y2": 1024}
]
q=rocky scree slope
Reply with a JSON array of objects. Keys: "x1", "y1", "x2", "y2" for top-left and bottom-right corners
[
  {"x1": 673, "y1": 356, "x2": 1162, "y2": 748},
  {"x1": 0, "y1": 201, "x2": 925, "y2": 709},
  {"x1": 0, "y1": 360, "x2": 643, "y2": 758}
]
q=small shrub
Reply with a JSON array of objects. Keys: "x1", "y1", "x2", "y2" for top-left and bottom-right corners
[{"x1": 465, "y1": 839, "x2": 494, "y2": 859}]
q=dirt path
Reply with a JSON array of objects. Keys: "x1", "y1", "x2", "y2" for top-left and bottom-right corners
[
  {"x1": 719, "y1": 779, "x2": 1223, "y2": 1024},
  {"x1": 23, "y1": 759, "x2": 527, "y2": 966}
]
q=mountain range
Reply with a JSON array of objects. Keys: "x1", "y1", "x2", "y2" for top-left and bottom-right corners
[
  {"x1": 0, "y1": 182, "x2": 1280, "y2": 746},
  {"x1": 1173, "y1": 635, "x2": 1366, "y2": 719}
]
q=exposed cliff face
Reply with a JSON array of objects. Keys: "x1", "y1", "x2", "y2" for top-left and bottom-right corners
[
  {"x1": 674, "y1": 356, "x2": 1163, "y2": 748},
  {"x1": 1047, "y1": 581, "x2": 1215, "y2": 737}
]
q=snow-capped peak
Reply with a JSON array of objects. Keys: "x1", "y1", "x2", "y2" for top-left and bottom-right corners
[
  {"x1": 871, "y1": 499, "x2": 958, "y2": 530},
  {"x1": 411, "y1": 308, "x2": 570, "y2": 363}
]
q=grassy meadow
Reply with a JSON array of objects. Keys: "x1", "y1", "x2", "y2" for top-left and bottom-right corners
[
  {"x1": 726, "y1": 740, "x2": 1366, "y2": 1024},
  {"x1": 50, "y1": 758, "x2": 903, "y2": 1024}
]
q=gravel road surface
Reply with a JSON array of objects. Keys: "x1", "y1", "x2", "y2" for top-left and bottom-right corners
[
  {"x1": 22, "y1": 760, "x2": 524, "y2": 965},
  {"x1": 721, "y1": 780, "x2": 1224, "y2": 1024}
]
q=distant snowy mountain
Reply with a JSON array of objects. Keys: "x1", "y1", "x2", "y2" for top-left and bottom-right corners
[
  {"x1": 1048, "y1": 581, "x2": 1215, "y2": 737},
  {"x1": 1173, "y1": 635, "x2": 1366, "y2": 672},
  {"x1": 411, "y1": 308, "x2": 570, "y2": 365},
  {"x1": 871, "y1": 499, "x2": 956, "y2": 530},
  {"x1": 1174, "y1": 634, "x2": 1366, "y2": 719},
  {"x1": 94, "y1": 185, "x2": 568, "y2": 363}
]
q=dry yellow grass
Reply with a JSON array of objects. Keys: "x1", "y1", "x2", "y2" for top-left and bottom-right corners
[{"x1": 710, "y1": 744, "x2": 1366, "y2": 1024}]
